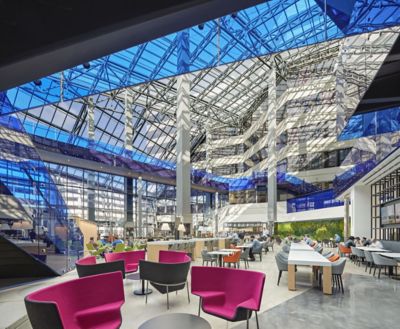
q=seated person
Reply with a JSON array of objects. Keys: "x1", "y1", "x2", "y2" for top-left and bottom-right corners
[
  {"x1": 344, "y1": 236, "x2": 356, "y2": 248},
  {"x1": 112, "y1": 235, "x2": 124, "y2": 247},
  {"x1": 355, "y1": 237, "x2": 362, "y2": 247},
  {"x1": 88, "y1": 237, "x2": 98, "y2": 249},
  {"x1": 249, "y1": 235, "x2": 261, "y2": 261},
  {"x1": 361, "y1": 237, "x2": 371, "y2": 246},
  {"x1": 334, "y1": 233, "x2": 341, "y2": 244}
]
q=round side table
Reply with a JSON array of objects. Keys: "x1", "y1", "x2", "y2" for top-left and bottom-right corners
[{"x1": 138, "y1": 313, "x2": 211, "y2": 329}]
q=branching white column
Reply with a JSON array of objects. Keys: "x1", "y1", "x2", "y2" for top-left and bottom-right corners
[
  {"x1": 176, "y1": 30, "x2": 192, "y2": 235},
  {"x1": 176, "y1": 74, "x2": 192, "y2": 234},
  {"x1": 344, "y1": 198, "x2": 350, "y2": 240},
  {"x1": 124, "y1": 90, "x2": 134, "y2": 152},
  {"x1": 336, "y1": 42, "x2": 348, "y2": 137},
  {"x1": 87, "y1": 97, "x2": 96, "y2": 222},
  {"x1": 137, "y1": 176, "x2": 143, "y2": 237},
  {"x1": 267, "y1": 68, "x2": 277, "y2": 233}
]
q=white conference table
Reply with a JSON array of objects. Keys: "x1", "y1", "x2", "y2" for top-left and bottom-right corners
[
  {"x1": 288, "y1": 250, "x2": 332, "y2": 295},
  {"x1": 357, "y1": 247, "x2": 389, "y2": 252},
  {"x1": 379, "y1": 252, "x2": 400, "y2": 260},
  {"x1": 236, "y1": 245, "x2": 252, "y2": 249},
  {"x1": 290, "y1": 242, "x2": 314, "y2": 252}
]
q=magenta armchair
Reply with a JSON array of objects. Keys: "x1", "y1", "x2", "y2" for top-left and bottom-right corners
[
  {"x1": 159, "y1": 250, "x2": 191, "y2": 263},
  {"x1": 25, "y1": 271, "x2": 125, "y2": 329},
  {"x1": 191, "y1": 266, "x2": 265, "y2": 329},
  {"x1": 105, "y1": 250, "x2": 145, "y2": 273}
]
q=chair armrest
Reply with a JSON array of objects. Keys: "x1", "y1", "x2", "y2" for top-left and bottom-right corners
[
  {"x1": 237, "y1": 298, "x2": 259, "y2": 311},
  {"x1": 192, "y1": 290, "x2": 225, "y2": 301}
]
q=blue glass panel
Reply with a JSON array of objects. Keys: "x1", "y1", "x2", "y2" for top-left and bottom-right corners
[
  {"x1": 287, "y1": 189, "x2": 344, "y2": 213},
  {"x1": 339, "y1": 107, "x2": 400, "y2": 140},
  {"x1": 4, "y1": 1, "x2": 400, "y2": 114}
]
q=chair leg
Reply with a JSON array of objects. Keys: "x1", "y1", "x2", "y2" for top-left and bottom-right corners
[
  {"x1": 186, "y1": 282, "x2": 190, "y2": 303},
  {"x1": 166, "y1": 286, "x2": 169, "y2": 310},
  {"x1": 340, "y1": 275, "x2": 344, "y2": 294},
  {"x1": 246, "y1": 309, "x2": 250, "y2": 329},
  {"x1": 145, "y1": 281, "x2": 149, "y2": 304},
  {"x1": 373, "y1": 266, "x2": 377, "y2": 276},
  {"x1": 378, "y1": 267, "x2": 381, "y2": 279},
  {"x1": 198, "y1": 297, "x2": 201, "y2": 316},
  {"x1": 277, "y1": 270, "x2": 282, "y2": 286},
  {"x1": 256, "y1": 311, "x2": 259, "y2": 329},
  {"x1": 370, "y1": 264, "x2": 373, "y2": 274}
]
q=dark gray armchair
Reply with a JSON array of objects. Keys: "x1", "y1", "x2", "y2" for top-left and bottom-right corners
[
  {"x1": 76, "y1": 257, "x2": 126, "y2": 279},
  {"x1": 139, "y1": 259, "x2": 191, "y2": 309}
]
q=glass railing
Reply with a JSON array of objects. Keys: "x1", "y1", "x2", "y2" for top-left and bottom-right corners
[{"x1": 0, "y1": 113, "x2": 83, "y2": 274}]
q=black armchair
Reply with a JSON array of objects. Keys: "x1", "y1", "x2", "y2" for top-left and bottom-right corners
[
  {"x1": 139, "y1": 259, "x2": 191, "y2": 309},
  {"x1": 76, "y1": 257, "x2": 126, "y2": 279}
]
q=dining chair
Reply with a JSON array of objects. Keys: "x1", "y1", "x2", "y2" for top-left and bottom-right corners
[
  {"x1": 363, "y1": 250, "x2": 375, "y2": 274},
  {"x1": 371, "y1": 252, "x2": 398, "y2": 279},
  {"x1": 223, "y1": 250, "x2": 241, "y2": 268},
  {"x1": 240, "y1": 247, "x2": 251, "y2": 269},
  {"x1": 275, "y1": 251, "x2": 289, "y2": 286}
]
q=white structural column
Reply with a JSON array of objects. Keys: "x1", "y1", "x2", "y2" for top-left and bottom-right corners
[
  {"x1": 124, "y1": 90, "x2": 134, "y2": 152},
  {"x1": 176, "y1": 74, "x2": 192, "y2": 232},
  {"x1": 176, "y1": 30, "x2": 192, "y2": 234},
  {"x1": 214, "y1": 192, "x2": 219, "y2": 235},
  {"x1": 336, "y1": 42, "x2": 348, "y2": 136},
  {"x1": 267, "y1": 67, "x2": 277, "y2": 233},
  {"x1": 87, "y1": 97, "x2": 96, "y2": 221},
  {"x1": 343, "y1": 198, "x2": 350, "y2": 239},
  {"x1": 350, "y1": 185, "x2": 372, "y2": 238},
  {"x1": 137, "y1": 176, "x2": 143, "y2": 237}
]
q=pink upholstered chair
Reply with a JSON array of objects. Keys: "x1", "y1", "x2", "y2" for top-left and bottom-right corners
[
  {"x1": 159, "y1": 250, "x2": 191, "y2": 263},
  {"x1": 25, "y1": 271, "x2": 125, "y2": 329},
  {"x1": 105, "y1": 250, "x2": 145, "y2": 273},
  {"x1": 191, "y1": 266, "x2": 265, "y2": 329}
]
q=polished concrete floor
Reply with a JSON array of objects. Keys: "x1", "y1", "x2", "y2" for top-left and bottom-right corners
[{"x1": 1, "y1": 247, "x2": 399, "y2": 329}]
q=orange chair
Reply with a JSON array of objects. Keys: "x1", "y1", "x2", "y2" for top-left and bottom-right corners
[
  {"x1": 223, "y1": 250, "x2": 241, "y2": 268},
  {"x1": 328, "y1": 254, "x2": 340, "y2": 262},
  {"x1": 338, "y1": 244, "x2": 351, "y2": 257}
]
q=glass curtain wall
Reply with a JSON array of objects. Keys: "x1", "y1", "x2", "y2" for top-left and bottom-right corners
[{"x1": 45, "y1": 162, "x2": 217, "y2": 238}]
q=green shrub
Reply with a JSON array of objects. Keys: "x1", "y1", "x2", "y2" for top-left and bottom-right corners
[{"x1": 275, "y1": 219, "x2": 343, "y2": 240}]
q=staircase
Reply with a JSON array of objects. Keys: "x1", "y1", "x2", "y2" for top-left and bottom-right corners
[{"x1": 0, "y1": 235, "x2": 58, "y2": 289}]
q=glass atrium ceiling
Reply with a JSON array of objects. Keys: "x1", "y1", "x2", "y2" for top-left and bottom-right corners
[
  {"x1": 15, "y1": 27, "x2": 399, "y2": 167},
  {"x1": 3, "y1": 0, "x2": 400, "y2": 115}
]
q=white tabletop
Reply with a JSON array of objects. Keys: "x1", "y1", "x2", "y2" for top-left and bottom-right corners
[
  {"x1": 236, "y1": 245, "x2": 252, "y2": 248},
  {"x1": 220, "y1": 249, "x2": 239, "y2": 252},
  {"x1": 288, "y1": 250, "x2": 332, "y2": 267},
  {"x1": 290, "y1": 243, "x2": 314, "y2": 251},
  {"x1": 208, "y1": 251, "x2": 233, "y2": 256},
  {"x1": 379, "y1": 252, "x2": 400, "y2": 260},
  {"x1": 357, "y1": 247, "x2": 389, "y2": 252}
]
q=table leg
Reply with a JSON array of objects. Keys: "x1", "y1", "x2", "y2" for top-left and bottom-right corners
[
  {"x1": 288, "y1": 264, "x2": 296, "y2": 291},
  {"x1": 134, "y1": 279, "x2": 153, "y2": 296},
  {"x1": 322, "y1": 266, "x2": 332, "y2": 295}
]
